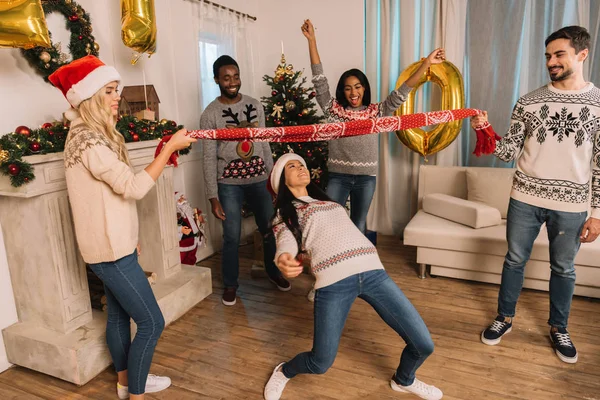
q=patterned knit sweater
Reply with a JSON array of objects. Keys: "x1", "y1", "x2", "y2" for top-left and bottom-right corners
[
  {"x1": 64, "y1": 120, "x2": 155, "y2": 264},
  {"x1": 201, "y1": 94, "x2": 274, "y2": 200},
  {"x1": 495, "y1": 83, "x2": 600, "y2": 218},
  {"x1": 272, "y1": 196, "x2": 384, "y2": 289},
  {"x1": 311, "y1": 64, "x2": 412, "y2": 176}
]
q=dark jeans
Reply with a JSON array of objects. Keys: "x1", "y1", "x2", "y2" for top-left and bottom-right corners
[
  {"x1": 498, "y1": 198, "x2": 587, "y2": 328},
  {"x1": 282, "y1": 270, "x2": 434, "y2": 386},
  {"x1": 89, "y1": 251, "x2": 165, "y2": 395},
  {"x1": 218, "y1": 180, "x2": 282, "y2": 288},
  {"x1": 326, "y1": 172, "x2": 376, "y2": 235}
]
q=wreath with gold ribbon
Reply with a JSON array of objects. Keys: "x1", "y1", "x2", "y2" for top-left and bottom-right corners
[{"x1": 21, "y1": 0, "x2": 99, "y2": 82}]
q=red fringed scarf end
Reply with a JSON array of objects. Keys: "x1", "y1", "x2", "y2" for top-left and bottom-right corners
[
  {"x1": 154, "y1": 135, "x2": 179, "y2": 167},
  {"x1": 473, "y1": 122, "x2": 501, "y2": 157}
]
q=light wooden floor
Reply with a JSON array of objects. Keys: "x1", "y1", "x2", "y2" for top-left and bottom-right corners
[{"x1": 1, "y1": 236, "x2": 600, "y2": 400}]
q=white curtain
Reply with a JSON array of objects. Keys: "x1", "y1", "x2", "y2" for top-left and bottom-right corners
[
  {"x1": 191, "y1": 1, "x2": 258, "y2": 110},
  {"x1": 365, "y1": 0, "x2": 448, "y2": 235},
  {"x1": 366, "y1": 0, "x2": 600, "y2": 236}
]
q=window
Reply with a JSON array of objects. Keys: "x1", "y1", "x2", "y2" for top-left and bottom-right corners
[{"x1": 198, "y1": 34, "x2": 221, "y2": 109}]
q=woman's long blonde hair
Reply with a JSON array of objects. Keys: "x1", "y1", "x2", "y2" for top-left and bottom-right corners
[{"x1": 77, "y1": 85, "x2": 130, "y2": 165}]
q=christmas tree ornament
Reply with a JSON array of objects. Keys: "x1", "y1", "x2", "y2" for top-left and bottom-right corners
[
  {"x1": 0, "y1": 149, "x2": 9, "y2": 163},
  {"x1": 0, "y1": 0, "x2": 51, "y2": 49},
  {"x1": 271, "y1": 104, "x2": 284, "y2": 119},
  {"x1": 302, "y1": 108, "x2": 309, "y2": 115},
  {"x1": 41, "y1": 122, "x2": 53, "y2": 129},
  {"x1": 15, "y1": 125, "x2": 31, "y2": 136},
  {"x1": 132, "y1": 133, "x2": 140, "y2": 141},
  {"x1": 8, "y1": 164, "x2": 20, "y2": 176},
  {"x1": 271, "y1": 90, "x2": 278, "y2": 96},
  {"x1": 29, "y1": 142, "x2": 41, "y2": 153},
  {"x1": 285, "y1": 100, "x2": 296, "y2": 112},
  {"x1": 39, "y1": 52, "x2": 51, "y2": 63}
]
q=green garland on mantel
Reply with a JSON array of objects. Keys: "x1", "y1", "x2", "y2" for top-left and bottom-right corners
[{"x1": 0, "y1": 116, "x2": 188, "y2": 188}]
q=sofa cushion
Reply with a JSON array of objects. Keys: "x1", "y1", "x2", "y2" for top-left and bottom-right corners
[
  {"x1": 422, "y1": 193, "x2": 502, "y2": 229},
  {"x1": 466, "y1": 168, "x2": 515, "y2": 218},
  {"x1": 403, "y1": 210, "x2": 600, "y2": 267}
]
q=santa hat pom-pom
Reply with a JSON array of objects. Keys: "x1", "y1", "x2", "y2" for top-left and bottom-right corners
[{"x1": 64, "y1": 108, "x2": 80, "y2": 121}]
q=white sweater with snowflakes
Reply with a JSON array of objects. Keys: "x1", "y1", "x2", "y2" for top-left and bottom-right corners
[
  {"x1": 495, "y1": 83, "x2": 600, "y2": 219},
  {"x1": 272, "y1": 197, "x2": 384, "y2": 289}
]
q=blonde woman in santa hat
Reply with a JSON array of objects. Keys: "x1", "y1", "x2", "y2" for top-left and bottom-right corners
[
  {"x1": 264, "y1": 153, "x2": 442, "y2": 400},
  {"x1": 49, "y1": 55, "x2": 195, "y2": 399}
]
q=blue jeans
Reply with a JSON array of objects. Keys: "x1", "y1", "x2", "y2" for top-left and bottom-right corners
[
  {"x1": 498, "y1": 198, "x2": 587, "y2": 328},
  {"x1": 281, "y1": 270, "x2": 434, "y2": 386},
  {"x1": 326, "y1": 172, "x2": 377, "y2": 235},
  {"x1": 88, "y1": 251, "x2": 165, "y2": 395},
  {"x1": 218, "y1": 180, "x2": 282, "y2": 288}
]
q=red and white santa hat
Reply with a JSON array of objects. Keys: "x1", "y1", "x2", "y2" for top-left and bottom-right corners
[
  {"x1": 269, "y1": 153, "x2": 307, "y2": 195},
  {"x1": 49, "y1": 55, "x2": 121, "y2": 109}
]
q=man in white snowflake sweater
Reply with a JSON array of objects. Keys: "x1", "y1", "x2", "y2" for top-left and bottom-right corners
[{"x1": 471, "y1": 26, "x2": 600, "y2": 364}]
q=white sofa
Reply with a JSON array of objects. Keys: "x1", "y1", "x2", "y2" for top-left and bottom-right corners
[{"x1": 403, "y1": 165, "x2": 600, "y2": 299}]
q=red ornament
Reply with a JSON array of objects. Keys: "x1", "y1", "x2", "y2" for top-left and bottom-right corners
[
  {"x1": 41, "y1": 122, "x2": 53, "y2": 129},
  {"x1": 15, "y1": 126, "x2": 31, "y2": 136},
  {"x1": 69, "y1": 15, "x2": 79, "y2": 22},
  {"x1": 129, "y1": 123, "x2": 135, "y2": 129},
  {"x1": 78, "y1": 35, "x2": 83, "y2": 40},
  {"x1": 132, "y1": 134, "x2": 140, "y2": 142},
  {"x1": 271, "y1": 90, "x2": 278, "y2": 96},
  {"x1": 142, "y1": 128, "x2": 148, "y2": 133},
  {"x1": 298, "y1": 114, "x2": 303, "y2": 117},
  {"x1": 309, "y1": 91, "x2": 316, "y2": 98},
  {"x1": 170, "y1": 121, "x2": 177, "y2": 127},
  {"x1": 29, "y1": 142, "x2": 41, "y2": 152},
  {"x1": 48, "y1": 130, "x2": 55, "y2": 136},
  {"x1": 7, "y1": 164, "x2": 20, "y2": 176}
]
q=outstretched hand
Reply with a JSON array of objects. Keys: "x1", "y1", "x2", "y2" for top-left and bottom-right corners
[
  {"x1": 471, "y1": 110, "x2": 489, "y2": 129},
  {"x1": 426, "y1": 48, "x2": 445, "y2": 65},
  {"x1": 301, "y1": 19, "x2": 316, "y2": 41}
]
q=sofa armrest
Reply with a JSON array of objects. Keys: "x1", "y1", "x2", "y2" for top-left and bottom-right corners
[{"x1": 422, "y1": 193, "x2": 502, "y2": 229}]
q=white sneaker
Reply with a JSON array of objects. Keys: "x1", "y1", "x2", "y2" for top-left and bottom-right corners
[
  {"x1": 145, "y1": 374, "x2": 172, "y2": 393},
  {"x1": 117, "y1": 382, "x2": 128, "y2": 399},
  {"x1": 390, "y1": 377, "x2": 443, "y2": 400},
  {"x1": 264, "y1": 362, "x2": 289, "y2": 400},
  {"x1": 307, "y1": 286, "x2": 315, "y2": 303},
  {"x1": 116, "y1": 374, "x2": 172, "y2": 398}
]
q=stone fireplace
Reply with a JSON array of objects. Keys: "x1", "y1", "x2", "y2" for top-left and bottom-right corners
[{"x1": 0, "y1": 140, "x2": 212, "y2": 385}]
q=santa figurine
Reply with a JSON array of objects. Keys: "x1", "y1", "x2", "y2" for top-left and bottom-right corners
[{"x1": 175, "y1": 192, "x2": 206, "y2": 265}]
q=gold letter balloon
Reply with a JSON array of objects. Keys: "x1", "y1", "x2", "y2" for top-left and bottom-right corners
[
  {"x1": 0, "y1": 0, "x2": 50, "y2": 49},
  {"x1": 121, "y1": 0, "x2": 157, "y2": 64},
  {"x1": 394, "y1": 60, "x2": 464, "y2": 157}
]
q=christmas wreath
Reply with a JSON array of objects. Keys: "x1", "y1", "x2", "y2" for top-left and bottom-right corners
[{"x1": 21, "y1": 0, "x2": 99, "y2": 82}]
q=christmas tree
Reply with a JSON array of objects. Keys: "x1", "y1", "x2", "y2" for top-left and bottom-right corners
[{"x1": 261, "y1": 55, "x2": 328, "y2": 187}]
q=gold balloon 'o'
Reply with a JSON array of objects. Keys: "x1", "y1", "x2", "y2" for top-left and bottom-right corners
[
  {"x1": 0, "y1": 0, "x2": 50, "y2": 49},
  {"x1": 394, "y1": 60, "x2": 464, "y2": 156},
  {"x1": 121, "y1": 0, "x2": 157, "y2": 64}
]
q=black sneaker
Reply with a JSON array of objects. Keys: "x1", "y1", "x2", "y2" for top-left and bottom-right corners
[
  {"x1": 481, "y1": 315, "x2": 512, "y2": 345},
  {"x1": 222, "y1": 287, "x2": 237, "y2": 306},
  {"x1": 550, "y1": 327, "x2": 578, "y2": 363},
  {"x1": 268, "y1": 274, "x2": 292, "y2": 292}
]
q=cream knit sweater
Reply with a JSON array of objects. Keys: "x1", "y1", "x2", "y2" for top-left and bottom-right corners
[{"x1": 64, "y1": 120, "x2": 155, "y2": 263}]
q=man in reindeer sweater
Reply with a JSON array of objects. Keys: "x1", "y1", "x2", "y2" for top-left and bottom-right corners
[
  {"x1": 472, "y1": 26, "x2": 600, "y2": 364},
  {"x1": 201, "y1": 55, "x2": 291, "y2": 307}
]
